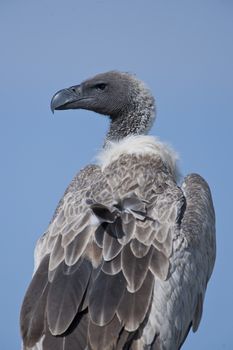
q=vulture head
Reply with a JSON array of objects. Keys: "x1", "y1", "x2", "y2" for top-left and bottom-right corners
[{"x1": 51, "y1": 71, "x2": 155, "y2": 141}]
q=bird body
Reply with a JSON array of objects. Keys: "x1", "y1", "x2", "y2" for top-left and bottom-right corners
[{"x1": 20, "y1": 72, "x2": 215, "y2": 350}]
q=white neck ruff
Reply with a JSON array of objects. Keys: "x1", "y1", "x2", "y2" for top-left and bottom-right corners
[{"x1": 97, "y1": 135, "x2": 179, "y2": 181}]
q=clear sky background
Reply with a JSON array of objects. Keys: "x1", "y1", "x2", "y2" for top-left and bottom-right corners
[{"x1": 1, "y1": 1, "x2": 232, "y2": 349}]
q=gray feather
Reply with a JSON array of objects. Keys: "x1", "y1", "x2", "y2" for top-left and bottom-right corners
[
  {"x1": 121, "y1": 243, "x2": 152, "y2": 292},
  {"x1": 49, "y1": 235, "x2": 64, "y2": 271},
  {"x1": 130, "y1": 239, "x2": 151, "y2": 258},
  {"x1": 94, "y1": 224, "x2": 105, "y2": 248},
  {"x1": 89, "y1": 270, "x2": 125, "y2": 326},
  {"x1": 102, "y1": 252, "x2": 122, "y2": 275},
  {"x1": 117, "y1": 270, "x2": 154, "y2": 332},
  {"x1": 102, "y1": 229, "x2": 123, "y2": 261},
  {"x1": 61, "y1": 211, "x2": 91, "y2": 247},
  {"x1": 149, "y1": 248, "x2": 169, "y2": 280},
  {"x1": 91, "y1": 203, "x2": 118, "y2": 223},
  {"x1": 43, "y1": 331, "x2": 64, "y2": 350},
  {"x1": 64, "y1": 225, "x2": 93, "y2": 266},
  {"x1": 88, "y1": 314, "x2": 122, "y2": 350},
  {"x1": 47, "y1": 259, "x2": 92, "y2": 335},
  {"x1": 20, "y1": 255, "x2": 49, "y2": 348}
]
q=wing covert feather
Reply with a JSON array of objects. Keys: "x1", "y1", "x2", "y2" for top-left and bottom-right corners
[
  {"x1": 117, "y1": 271, "x2": 154, "y2": 332},
  {"x1": 47, "y1": 259, "x2": 92, "y2": 335},
  {"x1": 89, "y1": 270, "x2": 126, "y2": 326}
]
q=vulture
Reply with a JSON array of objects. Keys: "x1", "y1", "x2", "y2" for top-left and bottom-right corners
[{"x1": 20, "y1": 71, "x2": 216, "y2": 350}]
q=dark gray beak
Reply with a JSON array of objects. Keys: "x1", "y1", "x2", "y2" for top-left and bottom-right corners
[{"x1": 50, "y1": 85, "x2": 81, "y2": 113}]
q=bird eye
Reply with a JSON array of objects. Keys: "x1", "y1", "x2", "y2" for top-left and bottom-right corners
[{"x1": 94, "y1": 83, "x2": 107, "y2": 91}]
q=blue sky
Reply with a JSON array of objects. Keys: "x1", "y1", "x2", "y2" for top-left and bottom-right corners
[{"x1": 1, "y1": 1, "x2": 232, "y2": 349}]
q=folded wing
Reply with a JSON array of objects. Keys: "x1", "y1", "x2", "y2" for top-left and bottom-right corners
[{"x1": 21, "y1": 156, "x2": 215, "y2": 350}]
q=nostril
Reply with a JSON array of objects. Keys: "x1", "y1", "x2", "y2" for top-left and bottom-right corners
[{"x1": 69, "y1": 85, "x2": 81, "y2": 94}]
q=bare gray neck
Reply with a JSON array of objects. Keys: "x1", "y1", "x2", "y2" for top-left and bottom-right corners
[{"x1": 104, "y1": 98, "x2": 155, "y2": 146}]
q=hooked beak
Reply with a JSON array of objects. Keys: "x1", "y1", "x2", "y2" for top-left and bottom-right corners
[{"x1": 50, "y1": 85, "x2": 82, "y2": 113}]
